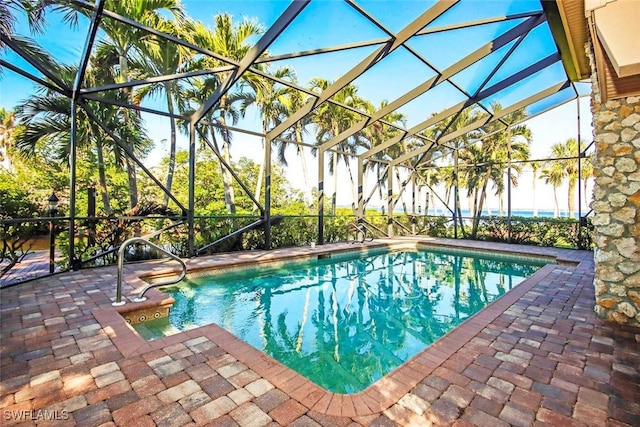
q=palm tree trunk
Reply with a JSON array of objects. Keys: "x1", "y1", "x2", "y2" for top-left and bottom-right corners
[
  {"x1": 568, "y1": 181, "x2": 576, "y2": 218},
  {"x1": 209, "y1": 128, "x2": 234, "y2": 214},
  {"x1": 95, "y1": 137, "x2": 112, "y2": 215},
  {"x1": 377, "y1": 167, "x2": 385, "y2": 215},
  {"x1": 532, "y1": 169, "x2": 538, "y2": 217},
  {"x1": 444, "y1": 185, "x2": 451, "y2": 214},
  {"x1": 344, "y1": 156, "x2": 358, "y2": 214},
  {"x1": 163, "y1": 86, "x2": 177, "y2": 208},
  {"x1": 119, "y1": 53, "x2": 138, "y2": 209},
  {"x1": 295, "y1": 124, "x2": 312, "y2": 209},
  {"x1": 254, "y1": 142, "x2": 264, "y2": 212},
  {"x1": 331, "y1": 153, "x2": 338, "y2": 216},
  {"x1": 553, "y1": 187, "x2": 559, "y2": 217},
  {"x1": 218, "y1": 96, "x2": 236, "y2": 214},
  {"x1": 254, "y1": 118, "x2": 269, "y2": 213},
  {"x1": 222, "y1": 142, "x2": 236, "y2": 214},
  {"x1": 472, "y1": 167, "x2": 492, "y2": 238},
  {"x1": 394, "y1": 168, "x2": 409, "y2": 215}
]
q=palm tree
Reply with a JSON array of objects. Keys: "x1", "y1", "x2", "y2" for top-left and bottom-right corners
[
  {"x1": 241, "y1": 67, "x2": 294, "y2": 211},
  {"x1": 15, "y1": 63, "x2": 151, "y2": 215},
  {"x1": 70, "y1": 0, "x2": 184, "y2": 209},
  {"x1": 280, "y1": 85, "x2": 313, "y2": 208},
  {"x1": 183, "y1": 13, "x2": 264, "y2": 214},
  {"x1": 133, "y1": 18, "x2": 190, "y2": 208},
  {"x1": 529, "y1": 160, "x2": 541, "y2": 216},
  {"x1": 548, "y1": 138, "x2": 583, "y2": 218},
  {"x1": 1, "y1": 0, "x2": 48, "y2": 50},
  {"x1": 459, "y1": 104, "x2": 531, "y2": 237},
  {"x1": 428, "y1": 106, "x2": 479, "y2": 235},
  {"x1": 540, "y1": 162, "x2": 564, "y2": 217},
  {"x1": 362, "y1": 102, "x2": 408, "y2": 214},
  {"x1": 310, "y1": 78, "x2": 369, "y2": 214}
]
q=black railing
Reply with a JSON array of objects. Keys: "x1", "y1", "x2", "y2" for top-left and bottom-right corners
[{"x1": 0, "y1": 213, "x2": 592, "y2": 287}]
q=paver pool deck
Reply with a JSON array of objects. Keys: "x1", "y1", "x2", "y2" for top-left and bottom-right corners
[{"x1": 1, "y1": 237, "x2": 639, "y2": 426}]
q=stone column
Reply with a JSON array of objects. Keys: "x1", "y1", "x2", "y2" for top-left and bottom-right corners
[{"x1": 589, "y1": 41, "x2": 640, "y2": 326}]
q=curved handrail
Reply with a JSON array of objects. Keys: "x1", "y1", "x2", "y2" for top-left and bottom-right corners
[
  {"x1": 348, "y1": 221, "x2": 374, "y2": 243},
  {"x1": 113, "y1": 237, "x2": 187, "y2": 306}
]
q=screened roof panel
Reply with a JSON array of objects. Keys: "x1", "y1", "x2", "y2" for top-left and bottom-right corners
[
  {"x1": 2, "y1": 9, "x2": 90, "y2": 84},
  {"x1": 574, "y1": 81, "x2": 591, "y2": 96},
  {"x1": 264, "y1": 0, "x2": 389, "y2": 56},
  {"x1": 447, "y1": 39, "x2": 518, "y2": 96},
  {"x1": 478, "y1": 61, "x2": 568, "y2": 113},
  {"x1": 354, "y1": 0, "x2": 439, "y2": 34},
  {"x1": 524, "y1": 86, "x2": 576, "y2": 117},
  {"x1": 260, "y1": 44, "x2": 381, "y2": 88},
  {"x1": 406, "y1": 19, "x2": 527, "y2": 71},
  {"x1": 424, "y1": 0, "x2": 542, "y2": 29},
  {"x1": 182, "y1": 0, "x2": 291, "y2": 31},
  {"x1": 337, "y1": 47, "x2": 437, "y2": 109},
  {"x1": 394, "y1": 81, "x2": 468, "y2": 129},
  {"x1": 484, "y1": 24, "x2": 558, "y2": 88}
]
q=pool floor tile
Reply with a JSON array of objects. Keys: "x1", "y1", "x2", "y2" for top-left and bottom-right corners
[{"x1": 1, "y1": 238, "x2": 639, "y2": 425}]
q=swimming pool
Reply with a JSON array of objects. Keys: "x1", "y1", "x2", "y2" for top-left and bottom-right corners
[{"x1": 134, "y1": 247, "x2": 547, "y2": 393}]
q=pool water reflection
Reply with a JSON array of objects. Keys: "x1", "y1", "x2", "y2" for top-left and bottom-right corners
[{"x1": 135, "y1": 248, "x2": 545, "y2": 393}]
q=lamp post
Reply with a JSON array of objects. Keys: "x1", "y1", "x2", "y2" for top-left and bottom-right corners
[{"x1": 48, "y1": 192, "x2": 59, "y2": 274}]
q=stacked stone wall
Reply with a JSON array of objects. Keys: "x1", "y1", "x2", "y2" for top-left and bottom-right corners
[{"x1": 589, "y1": 42, "x2": 640, "y2": 326}]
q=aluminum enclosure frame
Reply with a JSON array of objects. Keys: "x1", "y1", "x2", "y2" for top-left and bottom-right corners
[{"x1": 1, "y1": 0, "x2": 590, "y2": 265}]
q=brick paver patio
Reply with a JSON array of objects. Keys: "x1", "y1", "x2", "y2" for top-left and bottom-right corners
[{"x1": 1, "y1": 238, "x2": 639, "y2": 426}]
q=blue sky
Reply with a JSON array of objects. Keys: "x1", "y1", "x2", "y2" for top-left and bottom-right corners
[{"x1": 1, "y1": 0, "x2": 594, "y2": 211}]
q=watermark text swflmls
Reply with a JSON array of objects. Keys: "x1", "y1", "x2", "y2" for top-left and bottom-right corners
[{"x1": 3, "y1": 409, "x2": 70, "y2": 421}]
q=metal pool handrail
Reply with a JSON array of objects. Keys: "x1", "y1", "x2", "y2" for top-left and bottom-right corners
[
  {"x1": 113, "y1": 237, "x2": 187, "y2": 306},
  {"x1": 348, "y1": 221, "x2": 375, "y2": 243}
]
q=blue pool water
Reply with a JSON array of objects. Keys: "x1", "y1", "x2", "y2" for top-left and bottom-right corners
[{"x1": 134, "y1": 247, "x2": 546, "y2": 393}]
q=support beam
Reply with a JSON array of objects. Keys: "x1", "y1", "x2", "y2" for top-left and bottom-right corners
[
  {"x1": 411, "y1": 174, "x2": 416, "y2": 235},
  {"x1": 69, "y1": 0, "x2": 105, "y2": 269},
  {"x1": 363, "y1": 166, "x2": 388, "y2": 209},
  {"x1": 196, "y1": 128, "x2": 265, "y2": 216},
  {"x1": 192, "y1": 0, "x2": 309, "y2": 124},
  {"x1": 0, "y1": 35, "x2": 69, "y2": 95},
  {"x1": 255, "y1": 38, "x2": 387, "y2": 63},
  {"x1": 454, "y1": 144, "x2": 459, "y2": 239},
  {"x1": 81, "y1": 67, "x2": 235, "y2": 95},
  {"x1": 264, "y1": 133, "x2": 272, "y2": 250},
  {"x1": 417, "y1": 11, "x2": 542, "y2": 36},
  {"x1": 357, "y1": 158, "x2": 364, "y2": 221},
  {"x1": 318, "y1": 150, "x2": 325, "y2": 245},
  {"x1": 267, "y1": 0, "x2": 459, "y2": 142},
  {"x1": 507, "y1": 125, "x2": 512, "y2": 242},
  {"x1": 187, "y1": 124, "x2": 196, "y2": 257},
  {"x1": 391, "y1": 80, "x2": 572, "y2": 167},
  {"x1": 74, "y1": 0, "x2": 105, "y2": 98},
  {"x1": 82, "y1": 94, "x2": 189, "y2": 120},
  {"x1": 577, "y1": 94, "x2": 583, "y2": 233},
  {"x1": 387, "y1": 165, "x2": 394, "y2": 237},
  {"x1": 79, "y1": 103, "x2": 187, "y2": 212},
  {"x1": 68, "y1": 101, "x2": 78, "y2": 269},
  {"x1": 0, "y1": 60, "x2": 67, "y2": 95}
]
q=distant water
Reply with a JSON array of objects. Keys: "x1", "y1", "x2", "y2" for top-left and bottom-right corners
[{"x1": 384, "y1": 208, "x2": 580, "y2": 219}]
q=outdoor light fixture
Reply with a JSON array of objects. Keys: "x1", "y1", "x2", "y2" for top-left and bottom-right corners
[{"x1": 47, "y1": 192, "x2": 59, "y2": 214}]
